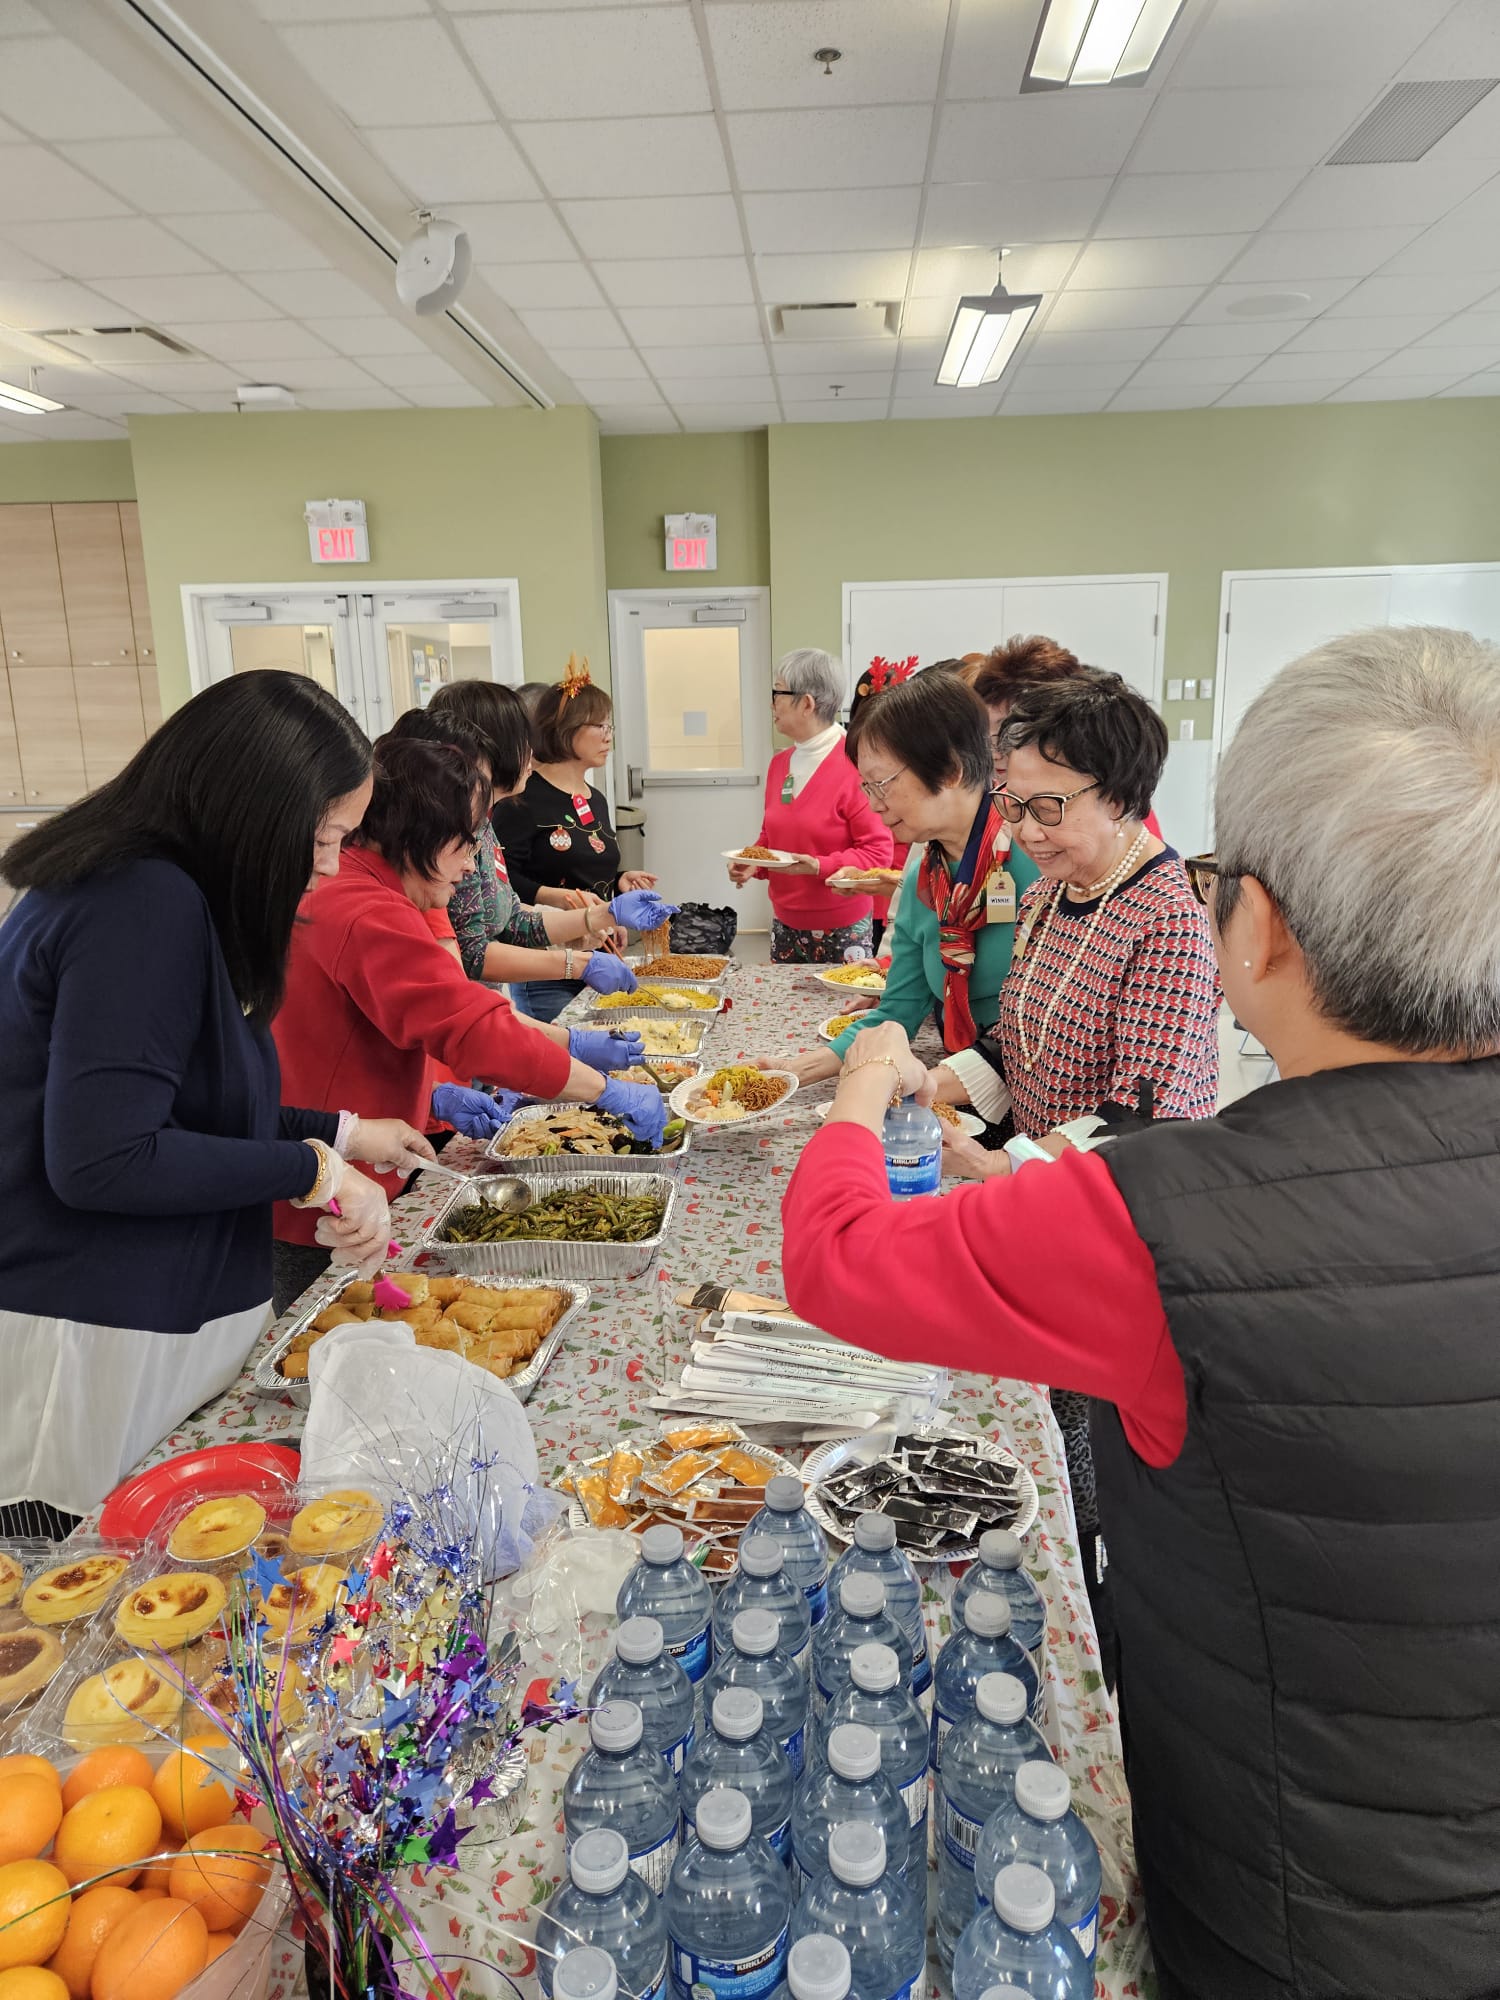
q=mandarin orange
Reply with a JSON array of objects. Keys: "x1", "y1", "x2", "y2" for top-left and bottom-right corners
[
  {"x1": 58, "y1": 1754, "x2": 152, "y2": 1816},
  {"x1": 0, "y1": 1966, "x2": 70, "y2": 2000},
  {"x1": 0, "y1": 1768, "x2": 56, "y2": 1795},
  {"x1": 41, "y1": 1885, "x2": 137, "y2": 2000},
  {"x1": 201, "y1": 1935, "x2": 233, "y2": 1967},
  {"x1": 0, "y1": 1860, "x2": 71, "y2": 1971},
  {"x1": 148, "y1": 1754, "x2": 229, "y2": 1846},
  {"x1": 89, "y1": 1899, "x2": 207, "y2": 2000},
  {"x1": 51, "y1": 1789, "x2": 160, "y2": 1892},
  {"x1": 165, "y1": 1829, "x2": 268, "y2": 1934},
  {"x1": 0, "y1": 1781, "x2": 62, "y2": 1868}
]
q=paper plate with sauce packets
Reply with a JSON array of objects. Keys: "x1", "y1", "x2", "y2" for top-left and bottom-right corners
[
  {"x1": 560, "y1": 1427, "x2": 799, "y2": 1578},
  {"x1": 802, "y1": 1425, "x2": 1039, "y2": 1562}
]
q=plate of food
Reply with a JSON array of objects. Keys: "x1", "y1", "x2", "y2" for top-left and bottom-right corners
[
  {"x1": 670, "y1": 1066, "x2": 799, "y2": 1128},
  {"x1": 489, "y1": 1101, "x2": 689, "y2": 1170},
  {"x1": 813, "y1": 962, "x2": 888, "y2": 995},
  {"x1": 814, "y1": 1098, "x2": 984, "y2": 1140},
  {"x1": 817, "y1": 1009, "x2": 873, "y2": 1042},
  {"x1": 609, "y1": 1058, "x2": 702, "y2": 1091},
  {"x1": 802, "y1": 1425, "x2": 1039, "y2": 1560},
  {"x1": 723, "y1": 844, "x2": 801, "y2": 871},
  {"x1": 828, "y1": 866, "x2": 906, "y2": 895}
]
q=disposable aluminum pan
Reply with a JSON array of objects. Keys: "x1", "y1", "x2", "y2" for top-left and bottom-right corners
[
  {"x1": 626, "y1": 961, "x2": 733, "y2": 992},
  {"x1": 485, "y1": 1099, "x2": 693, "y2": 1176},
  {"x1": 573, "y1": 1014, "x2": 714, "y2": 1058},
  {"x1": 419, "y1": 1171, "x2": 676, "y2": 1282},
  {"x1": 583, "y1": 990, "x2": 727, "y2": 1024},
  {"x1": 253, "y1": 1267, "x2": 589, "y2": 1407}
]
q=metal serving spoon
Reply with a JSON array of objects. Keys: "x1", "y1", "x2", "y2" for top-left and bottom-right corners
[{"x1": 416, "y1": 1158, "x2": 533, "y2": 1212}]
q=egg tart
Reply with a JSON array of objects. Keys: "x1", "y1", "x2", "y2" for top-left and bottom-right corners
[
  {"x1": 261, "y1": 1563, "x2": 346, "y2": 1644},
  {"x1": 22, "y1": 1553, "x2": 130, "y2": 1625},
  {"x1": 0, "y1": 1551, "x2": 21, "y2": 1609},
  {"x1": 287, "y1": 1489, "x2": 383, "y2": 1557},
  {"x1": 114, "y1": 1570, "x2": 227, "y2": 1650},
  {"x1": 0, "y1": 1624, "x2": 64, "y2": 1708},
  {"x1": 167, "y1": 1493, "x2": 267, "y2": 1563},
  {"x1": 63, "y1": 1654, "x2": 185, "y2": 1747}
]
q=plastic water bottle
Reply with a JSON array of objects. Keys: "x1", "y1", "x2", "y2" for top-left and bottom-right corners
[
  {"x1": 812, "y1": 1574, "x2": 912, "y2": 1718},
  {"x1": 618, "y1": 1523, "x2": 714, "y2": 1684},
  {"x1": 742, "y1": 1476, "x2": 830, "y2": 1625},
  {"x1": 666, "y1": 1787, "x2": 791, "y2": 2000},
  {"x1": 936, "y1": 1674, "x2": 1052, "y2": 1967},
  {"x1": 587, "y1": 1616, "x2": 696, "y2": 1775},
  {"x1": 555, "y1": 1947, "x2": 619, "y2": 2000},
  {"x1": 883, "y1": 1096, "x2": 942, "y2": 1201},
  {"x1": 952, "y1": 1863, "x2": 1092, "y2": 2000},
  {"x1": 792, "y1": 1823, "x2": 926, "y2": 2000},
  {"x1": 975, "y1": 1763, "x2": 1102, "y2": 1965},
  {"x1": 932, "y1": 1592, "x2": 1042, "y2": 1777},
  {"x1": 822, "y1": 1643, "x2": 930, "y2": 1853},
  {"x1": 563, "y1": 1699, "x2": 681, "y2": 1896},
  {"x1": 681, "y1": 1688, "x2": 795, "y2": 1865},
  {"x1": 704, "y1": 1610, "x2": 811, "y2": 1778},
  {"x1": 715, "y1": 1535, "x2": 813, "y2": 1673},
  {"x1": 768, "y1": 1935, "x2": 852, "y2": 2000},
  {"x1": 828, "y1": 1513, "x2": 931, "y2": 1705},
  {"x1": 538, "y1": 1830, "x2": 670, "y2": 2000},
  {"x1": 791, "y1": 1723, "x2": 910, "y2": 1898},
  {"x1": 952, "y1": 1531, "x2": 1046, "y2": 1675}
]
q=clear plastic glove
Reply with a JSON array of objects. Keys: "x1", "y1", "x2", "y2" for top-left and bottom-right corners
[
  {"x1": 568, "y1": 1026, "x2": 645, "y2": 1070},
  {"x1": 609, "y1": 889, "x2": 679, "y2": 933},
  {"x1": 313, "y1": 1166, "x2": 392, "y2": 1277},
  {"x1": 430, "y1": 1083, "x2": 511, "y2": 1139},
  {"x1": 596, "y1": 1076, "x2": 668, "y2": 1147},
  {"x1": 345, "y1": 1116, "x2": 438, "y2": 1176},
  {"x1": 581, "y1": 951, "x2": 637, "y2": 996}
]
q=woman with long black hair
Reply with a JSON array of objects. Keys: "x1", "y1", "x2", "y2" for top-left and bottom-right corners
[{"x1": 0, "y1": 671, "x2": 434, "y2": 1531}]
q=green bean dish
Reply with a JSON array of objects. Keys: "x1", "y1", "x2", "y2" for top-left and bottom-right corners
[{"x1": 438, "y1": 1186, "x2": 667, "y2": 1245}]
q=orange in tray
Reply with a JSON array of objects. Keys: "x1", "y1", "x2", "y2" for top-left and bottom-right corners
[
  {"x1": 0, "y1": 1777, "x2": 63, "y2": 1867},
  {"x1": 52, "y1": 1786, "x2": 162, "y2": 1891},
  {"x1": 43, "y1": 1883, "x2": 138, "y2": 2000},
  {"x1": 711, "y1": 1447, "x2": 773, "y2": 1487},
  {"x1": 59, "y1": 1753, "x2": 151, "y2": 1814},
  {"x1": 90, "y1": 1897, "x2": 207, "y2": 2000},
  {"x1": 167, "y1": 1826, "x2": 269, "y2": 1933},
  {"x1": 640, "y1": 1450, "x2": 717, "y2": 1498},
  {"x1": 0, "y1": 1859, "x2": 72, "y2": 1971}
]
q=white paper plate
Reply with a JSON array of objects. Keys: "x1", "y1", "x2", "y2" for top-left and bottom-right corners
[
  {"x1": 723, "y1": 847, "x2": 800, "y2": 871},
  {"x1": 812, "y1": 965, "x2": 887, "y2": 996},
  {"x1": 828, "y1": 870, "x2": 904, "y2": 894},
  {"x1": 802, "y1": 1427, "x2": 1039, "y2": 1560},
  {"x1": 671, "y1": 1068, "x2": 801, "y2": 1128},
  {"x1": 563, "y1": 1434, "x2": 799, "y2": 1578},
  {"x1": 814, "y1": 1101, "x2": 984, "y2": 1139},
  {"x1": 816, "y1": 1009, "x2": 874, "y2": 1043}
]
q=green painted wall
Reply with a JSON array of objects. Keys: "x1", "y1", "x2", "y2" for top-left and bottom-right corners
[
  {"x1": 600, "y1": 430, "x2": 769, "y2": 588},
  {"x1": 0, "y1": 440, "x2": 135, "y2": 501},
  {"x1": 767, "y1": 398, "x2": 1500, "y2": 735},
  {"x1": 127, "y1": 405, "x2": 608, "y2": 710}
]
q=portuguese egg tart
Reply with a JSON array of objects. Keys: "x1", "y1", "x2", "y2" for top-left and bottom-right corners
[
  {"x1": 63, "y1": 1653, "x2": 185, "y2": 1747},
  {"x1": 167, "y1": 1493, "x2": 267, "y2": 1563},
  {"x1": 0, "y1": 1624, "x2": 64, "y2": 1707},
  {"x1": 287, "y1": 1489, "x2": 383, "y2": 1557},
  {"x1": 22, "y1": 1553, "x2": 130, "y2": 1625},
  {"x1": 114, "y1": 1570, "x2": 227, "y2": 1650},
  {"x1": 261, "y1": 1563, "x2": 347, "y2": 1644},
  {"x1": 0, "y1": 1551, "x2": 22, "y2": 1609}
]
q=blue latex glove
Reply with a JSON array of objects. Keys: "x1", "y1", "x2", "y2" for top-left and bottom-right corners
[
  {"x1": 597, "y1": 1076, "x2": 668, "y2": 1148},
  {"x1": 430, "y1": 1083, "x2": 519, "y2": 1139},
  {"x1": 568, "y1": 1026, "x2": 645, "y2": 1070},
  {"x1": 581, "y1": 951, "x2": 638, "y2": 996},
  {"x1": 610, "y1": 889, "x2": 679, "y2": 933}
]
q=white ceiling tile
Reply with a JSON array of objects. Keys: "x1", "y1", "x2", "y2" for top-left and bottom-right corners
[
  {"x1": 1109, "y1": 387, "x2": 1225, "y2": 410},
  {"x1": 4, "y1": 217, "x2": 210, "y2": 276},
  {"x1": 619, "y1": 303, "x2": 765, "y2": 346},
  {"x1": 1132, "y1": 87, "x2": 1373, "y2": 175},
  {"x1": 0, "y1": 147, "x2": 128, "y2": 222},
  {"x1": 279, "y1": 21, "x2": 489, "y2": 124},
  {"x1": 0, "y1": 39, "x2": 167, "y2": 140},
  {"x1": 1412, "y1": 311, "x2": 1500, "y2": 348},
  {"x1": 363, "y1": 125, "x2": 538, "y2": 204},
  {"x1": 1023, "y1": 327, "x2": 1164, "y2": 364},
  {"x1": 1326, "y1": 377, "x2": 1461, "y2": 401},
  {"x1": 1068, "y1": 235, "x2": 1248, "y2": 289},
  {"x1": 1362, "y1": 345, "x2": 1499, "y2": 378},
  {"x1": 164, "y1": 211, "x2": 329, "y2": 272},
  {"x1": 1178, "y1": 0, "x2": 1449, "y2": 87},
  {"x1": 595, "y1": 258, "x2": 752, "y2": 308},
  {"x1": 657, "y1": 374, "x2": 775, "y2": 403},
  {"x1": 0, "y1": 239, "x2": 55, "y2": 281},
  {"x1": 1154, "y1": 320, "x2": 1307, "y2": 358},
  {"x1": 1216, "y1": 380, "x2": 1335, "y2": 406},
  {"x1": 1438, "y1": 373, "x2": 1500, "y2": 397},
  {"x1": 891, "y1": 396, "x2": 1002, "y2": 419},
  {"x1": 1044, "y1": 286, "x2": 1206, "y2": 333},
  {"x1": 1187, "y1": 277, "x2": 1357, "y2": 325},
  {"x1": 945, "y1": 0, "x2": 1061, "y2": 102},
  {"x1": 771, "y1": 339, "x2": 900, "y2": 375},
  {"x1": 254, "y1": 0, "x2": 429, "y2": 15},
  {"x1": 1285, "y1": 313, "x2": 1445, "y2": 350},
  {"x1": 569, "y1": 378, "x2": 664, "y2": 405},
  {"x1": 896, "y1": 297, "x2": 961, "y2": 340},
  {"x1": 593, "y1": 409, "x2": 682, "y2": 434},
  {"x1": 548, "y1": 347, "x2": 650, "y2": 381},
  {"x1": 728, "y1": 106, "x2": 931, "y2": 192},
  {"x1": 639, "y1": 343, "x2": 769, "y2": 378},
  {"x1": 1125, "y1": 356, "x2": 1255, "y2": 389},
  {"x1": 99, "y1": 274, "x2": 282, "y2": 322},
  {"x1": 295, "y1": 388, "x2": 411, "y2": 409},
  {"x1": 359, "y1": 352, "x2": 466, "y2": 387},
  {"x1": 1325, "y1": 272, "x2": 1496, "y2": 318},
  {"x1": 708, "y1": 0, "x2": 948, "y2": 110},
  {"x1": 1002, "y1": 360, "x2": 1139, "y2": 394},
  {"x1": 65, "y1": 388, "x2": 187, "y2": 416},
  {"x1": 516, "y1": 306, "x2": 629, "y2": 348},
  {"x1": 782, "y1": 402, "x2": 886, "y2": 422},
  {"x1": 936, "y1": 95, "x2": 1151, "y2": 184},
  {"x1": 755, "y1": 252, "x2": 911, "y2": 305},
  {"x1": 1097, "y1": 171, "x2": 1303, "y2": 239},
  {"x1": 1378, "y1": 208, "x2": 1500, "y2": 278},
  {"x1": 911, "y1": 243, "x2": 1080, "y2": 297},
  {"x1": 1272, "y1": 160, "x2": 1494, "y2": 232},
  {"x1": 399, "y1": 383, "x2": 491, "y2": 406},
  {"x1": 457, "y1": 9, "x2": 710, "y2": 121},
  {"x1": 1400, "y1": 0, "x2": 1500, "y2": 81},
  {"x1": 452, "y1": 203, "x2": 575, "y2": 263},
  {"x1": 270, "y1": 357, "x2": 382, "y2": 389},
  {"x1": 59, "y1": 141, "x2": 257, "y2": 216},
  {"x1": 170, "y1": 321, "x2": 336, "y2": 361},
  {"x1": 1226, "y1": 227, "x2": 1423, "y2": 284},
  {"x1": 0, "y1": 0, "x2": 50, "y2": 31},
  {"x1": 1247, "y1": 351, "x2": 1391, "y2": 382},
  {"x1": 249, "y1": 269, "x2": 386, "y2": 317},
  {"x1": 303, "y1": 316, "x2": 428, "y2": 356},
  {"x1": 102, "y1": 360, "x2": 238, "y2": 390},
  {"x1": 922, "y1": 179, "x2": 1111, "y2": 246},
  {"x1": 675, "y1": 404, "x2": 778, "y2": 430},
  {"x1": 480, "y1": 262, "x2": 606, "y2": 309},
  {"x1": 0, "y1": 278, "x2": 126, "y2": 328},
  {"x1": 744, "y1": 187, "x2": 921, "y2": 254},
  {"x1": 515, "y1": 115, "x2": 729, "y2": 202},
  {"x1": 561, "y1": 194, "x2": 743, "y2": 260},
  {"x1": 999, "y1": 392, "x2": 1111, "y2": 416},
  {"x1": 778, "y1": 372, "x2": 892, "y2": 401},
  {"x1": 5, "y1": 412, "x2": 126, "y2": 439}
]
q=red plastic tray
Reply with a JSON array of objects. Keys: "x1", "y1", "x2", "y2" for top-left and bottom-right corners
[{"x1": 98, "y1": 1442, "x2": 301, "y2": 1541}]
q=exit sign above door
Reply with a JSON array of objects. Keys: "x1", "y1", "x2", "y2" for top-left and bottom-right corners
[
  {"x1": 664, "y1": 512, "x2": 716, "y2": 572},
  {"x1": 305, "y1": 497, "x2": 369, "y2": 564}
]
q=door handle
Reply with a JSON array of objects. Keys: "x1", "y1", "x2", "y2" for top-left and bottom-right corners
[{"x1": 627, "y1": 764, "x2": 644, "y2": 801}]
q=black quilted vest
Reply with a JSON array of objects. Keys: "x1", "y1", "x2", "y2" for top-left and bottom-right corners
[{"x1": 1096, "y1": 1057, "x2": 1500, "y2": 2000}]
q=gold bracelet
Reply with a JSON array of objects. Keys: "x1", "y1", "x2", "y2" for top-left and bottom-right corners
[
  {"x1": 839, "y1": 1054, "x2": 904, "y2": 1109},
  {"x1": 293, "y1": 1138, "x2": 332, "y2": 1208}
]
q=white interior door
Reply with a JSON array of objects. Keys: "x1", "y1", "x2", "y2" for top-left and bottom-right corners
[
  {"x1": 194, "y1": 589, "x2": 365, "y2": 714},
  {"x1": 1216, "y1": 572, "x2": 1393, "y2": 755},
  {"x1": 609, "y1": 588, "x2": 773, "y2": 924},
  {"x1": 360, "y1": 583, "x2": 523, "y2": 738}
]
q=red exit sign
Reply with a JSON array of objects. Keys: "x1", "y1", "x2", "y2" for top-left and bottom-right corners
[
  {"x1": 317, "y1": 525, "x2": 359, "y2": 561},
  {"x1": 664, "y1": 512, "x2": 717, "y2": 572},
  {"x1": 671, "y1": 536, "x2": 709, "y2": 570},
  {"x1": 305, "y1": 499, "x2": 369, "y2": 563}
]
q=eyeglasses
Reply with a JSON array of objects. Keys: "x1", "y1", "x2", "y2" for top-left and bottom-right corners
[
  {"x1": 859, "y1": 766, "x2": 907, "y2": 804},
  {"x1": 1184, "y1": 853, "x2": 1221, "y2": 907},
  {"x1": 770, "y1": 686, "x2": 795, "y2": 703},
  {"x1": 996, "y1": 781, "x2": 1099, "y2": 827}
]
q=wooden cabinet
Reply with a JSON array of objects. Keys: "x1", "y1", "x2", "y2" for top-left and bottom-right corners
[
  {"x1": 119, "y1": 502, "x2": 157, "y2": 706},
  {"x1": 54, "y1": 502, "x2": 136, "y2": 667},
  {"x1": 10, "y1": 666, "x2": 86, "y2": 803},
  {"x1": 75, "y1": 664, "x2": 146, "y2": 790},
  {"x1": 0, "y1": 505, "x2": 70, "y2": 665},
  {"x1": 0, "y1": 809, "x2": 51, "y2": 853},
  {"x1": 0, "y1": 676, "x2": 22, "y2": 805}
]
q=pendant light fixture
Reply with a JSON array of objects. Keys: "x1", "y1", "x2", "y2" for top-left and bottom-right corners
[
  {"x1": 1023, "y1": 0, "x2": 1185, "y2": 91},
  {"x1": 0, "y1": 371, "x2": 64, "y2": 416},
  {"x1": 935, "y1": 254, "x2": 1042, "y2": 390}
]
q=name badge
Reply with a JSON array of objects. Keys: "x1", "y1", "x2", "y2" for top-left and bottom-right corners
[
  {"x1": 986, "y1": 868, "x2": 1016, "y2": 925},
  {"x1": 781, "y1": 774, "x2": 795, "y2": 804}
]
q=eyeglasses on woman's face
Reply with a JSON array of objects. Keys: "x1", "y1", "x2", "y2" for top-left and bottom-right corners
[
  {"x1": 1184, "y1": 853, "x2": 1221, "y2": 907},
  {"x1": 770, "y1": 686, "x2": 796, "y2": 707},
  {"x1": 859, "y1": 765, "x2": 907, "y2": 805},
  {"x1": 996, "y1": 780, "x2": 1099, "y2": 827}
]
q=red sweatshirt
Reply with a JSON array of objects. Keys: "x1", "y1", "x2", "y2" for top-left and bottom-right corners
[
  {"x1": 782, "y1": 1123, "x2": 1187, "y2": 1466},
  {"x1": 756, "y1": 747, "x2": 894, "y2": 929},
  {"x1": 272, "y1": 846, "x2": 571, "y2": 1244}
]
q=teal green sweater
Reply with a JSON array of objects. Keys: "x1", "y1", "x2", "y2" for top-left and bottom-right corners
[{"x1": 830, "y1": 843, "x2": 1041, "y2": 1055}]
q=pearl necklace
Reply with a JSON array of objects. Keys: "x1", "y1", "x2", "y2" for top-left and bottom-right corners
[{"x1": 1014, "y1": 825, "x2": 1151, "y2": 1073}]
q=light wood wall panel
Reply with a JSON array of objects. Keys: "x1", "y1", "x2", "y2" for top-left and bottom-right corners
[
  {"x1": 0, "y1": 505, "x2": 70, "y2": 666},
  {"x1": 53, "y1": 501, "x2": 135, "y2": 666}
]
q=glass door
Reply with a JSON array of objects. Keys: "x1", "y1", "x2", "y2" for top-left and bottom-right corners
[
  {"x1": 359, "y1": 585, "x2": 523, "y2": 738},
  {"x1": 196, "y1": 590, "x2": 363, "y2": 711}
]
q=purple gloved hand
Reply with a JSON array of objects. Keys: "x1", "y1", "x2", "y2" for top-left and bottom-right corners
[
  {"x1": 610, "y1": 890, "x2": 679, "y2": 933},
  {"x1": 430, "y1": 1083, "x2": 515, "y2": 1139},
  {"x1": 568, "y1": 1027, "x2": 645, "y2": 1071},
  {"x1": 581, "y1": 951, "x2": 638, "y2": 996},
  {"x1": 596, "y1": 1076, "x2": 668, "y2": 1147}
]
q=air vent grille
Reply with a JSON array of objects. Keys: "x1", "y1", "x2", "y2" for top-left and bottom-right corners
[
  {"x1": 772, "y1": 302, "x2": 897, "y2": 342},
  {"x1": 1329, "y1": 78, "x2": 1498, "y2": 165},
  {"x1": 38, "y1": 326, "x2": 195, "y2": 363}
]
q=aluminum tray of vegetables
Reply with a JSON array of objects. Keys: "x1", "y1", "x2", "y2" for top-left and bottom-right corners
[
  {"x1": 485, "y1": 1100, "x2": 691, "y2": 1175},
  {"x1": 420, "y1": 1172, "x2": 677, "y2": 1281}
]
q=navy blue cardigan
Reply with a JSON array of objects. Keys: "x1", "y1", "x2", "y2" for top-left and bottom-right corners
[{"x1": 0, "y1": 858, "x2": 333, "y2": 1333}]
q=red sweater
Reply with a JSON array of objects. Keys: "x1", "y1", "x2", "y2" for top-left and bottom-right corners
[
  {"x1": 272, "y1": 846, "x2": 570, "y2": 1244},
  {"x1": 756, "y1": 747, "x2": 895, "y2": 929},
  {"x1": 782, "y1": 1123, "x2": 1187, "y2": 1466}
]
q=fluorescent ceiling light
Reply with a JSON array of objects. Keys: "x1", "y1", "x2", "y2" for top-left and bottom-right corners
[
  {"x1": 1024, "y1": 0, "x2": 1185, "y2": 89},
  {"x1": 936, "y1": 270, "x2": 1042, "y2": 389},
  {"x1": 0, "y1": 380, "x2": 65, "y2": 416}
]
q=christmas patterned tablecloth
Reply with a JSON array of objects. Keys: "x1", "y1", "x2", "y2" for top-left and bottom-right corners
[{"x1": 139, "y1": 962, "x2": 1152, "y2": 2000}]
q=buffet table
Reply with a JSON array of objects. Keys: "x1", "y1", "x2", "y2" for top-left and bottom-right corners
[{"x1": 131, "y1": 962, "x2": 1151, "y2": 2000}]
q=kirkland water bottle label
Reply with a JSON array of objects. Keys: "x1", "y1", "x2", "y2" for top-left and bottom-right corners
[
  {"x1": 886, "y1": 1149, "x2": 940, "y2": 1198},
  {"x1": 1071, "y1": 1902, "x2": 1099, "y2": 1963},
  {"x1": 641, "y1": 1955, "x2": 669, "y2": 2000},
  {"x1": 666, "y1": 1725, "x2": 694, "y2": 1775},
  {"x1": 910, "y1": 1650, "x2": 932, "y2": 1698},
  {"x1": 806, "y1": 1578, "x2": 829, "y2": 1625},
  {"x1": 783, "y1": 1724, "x2": 806, "y2": 1779},
  {"x1": 629, "y1": 1825, "x2": 680, "y2": 1898},
  {"x1": 932, "y1": 1712, "x2": 952, "y2": 1772},
  {"x1": 768, "y1": 1817, "x2": 792, "y2": 1862},
  {"x1": 673, "y1": 1923, "x2": 788, "y2": 2000},
  {"x1": 667, "y1": 1625, "x2": 712, "y2": 1682},
  {"x1": 901, "y1": 1771, "x2": 928, "y2": 1828},
  {"x1": 941, "y1": 1798, "x2": 983, "y2": 1870}
]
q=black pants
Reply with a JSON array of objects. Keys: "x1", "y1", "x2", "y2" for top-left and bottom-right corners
[{"x1": 0, "y1": 1500, "x2": 82, "y2": 1539}]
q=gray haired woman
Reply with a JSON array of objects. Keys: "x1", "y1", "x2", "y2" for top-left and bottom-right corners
[
  {"x1": 781, "y1": 624, "x2": 1500, "y2": 1999},
  {"x1": 729, "y1": 647, "x2": 894, "y2": 963}
]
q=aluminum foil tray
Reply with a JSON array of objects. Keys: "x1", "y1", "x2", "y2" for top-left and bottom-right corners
[
  {"x1": 418, "y1": 1171, "x2": 676, "y2": 1282},
  {"x1": 485, "y1": 1099, "x2": 693, "y2": 1176}
]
